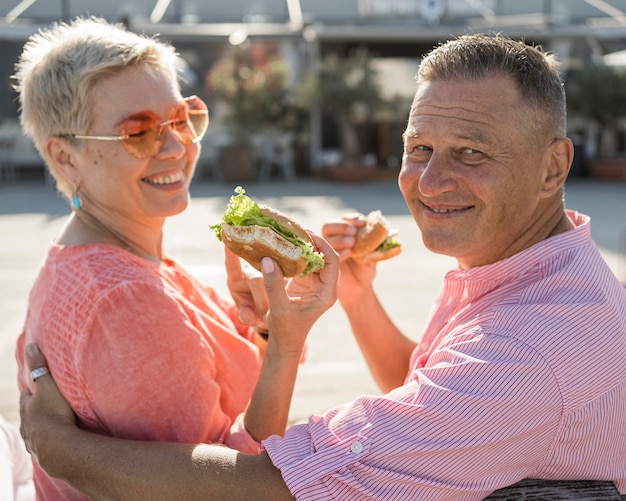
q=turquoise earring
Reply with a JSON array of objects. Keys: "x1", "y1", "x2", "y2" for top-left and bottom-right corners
[{"x1": 71, "y1": 188, "x2": 82, "y2": 210}]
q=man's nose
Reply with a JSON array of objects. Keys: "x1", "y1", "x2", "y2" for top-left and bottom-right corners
[{"x1": 418, "y1": 152, "x2": 457, "y2": 196}]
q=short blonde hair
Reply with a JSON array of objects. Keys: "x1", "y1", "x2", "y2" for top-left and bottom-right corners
[{"x1": 12, "y1": 16, "x2": 182, "y2": 197}]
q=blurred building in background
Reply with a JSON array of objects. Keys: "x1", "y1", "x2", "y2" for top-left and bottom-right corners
[{"x1": 2, "y1": 0, "x2": 626, "y2": 182}]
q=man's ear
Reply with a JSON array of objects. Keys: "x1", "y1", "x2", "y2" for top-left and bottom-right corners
[
  {"x1": 45, "y1": 136, "x2": 78, "y2": 185},
  {"x1": 539, "y1": 137, "x2": 573, "y2": 198}
]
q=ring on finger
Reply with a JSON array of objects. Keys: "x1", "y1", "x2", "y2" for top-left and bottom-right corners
[{"x1": 30, "y1": 367, "x2": 49, "y2": 383}]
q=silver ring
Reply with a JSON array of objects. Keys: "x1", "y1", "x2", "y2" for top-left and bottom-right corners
[{"x1": 30, "y1": 367, "x2": 49, "y2": 382}]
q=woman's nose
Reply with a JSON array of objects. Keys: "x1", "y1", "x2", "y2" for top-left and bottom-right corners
[{"x1": 157, "y1": 125, "x2": 188, "y2": 158}]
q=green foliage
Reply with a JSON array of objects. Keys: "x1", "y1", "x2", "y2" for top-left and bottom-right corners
[
  {"x1": 297, "y1": 49, "x2": 390, "y2": 163},
  {"x1": 566, "y1": 64, "x2": 626, "y2": 127},
  {"x1": 300, "y1": 49, "x2": 387, "y2": 117},
  {"x1": 208, "y1": 46, "x2": 288, "y2": 143},
  {"x1": 566, "y1": 64, "x2": 626, "y2": 157}
]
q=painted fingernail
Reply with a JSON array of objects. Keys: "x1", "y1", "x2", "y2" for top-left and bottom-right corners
[{"x1": 261, "y1": 257, "x2": 274, "y2": 273}]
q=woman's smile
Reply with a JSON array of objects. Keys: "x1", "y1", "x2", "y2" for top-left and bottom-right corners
[{"x1": 142, "y1": 169, "x2": 185, "y2": 187}]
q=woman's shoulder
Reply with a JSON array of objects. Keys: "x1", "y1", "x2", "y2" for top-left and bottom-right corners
[{"x1": 46, "y1": 243, "x2": 160, "y2": 289}]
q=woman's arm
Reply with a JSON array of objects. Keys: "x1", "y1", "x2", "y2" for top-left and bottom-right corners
[
  {"x1": 240, "y1": 234, "x2": 339, "y2": 441},
  {"x1": 21, "y1": 343, "x2": 293, "y2": 500},
  {"x1": 21, "y1": 229, "x2": 342, "y2": 498}
]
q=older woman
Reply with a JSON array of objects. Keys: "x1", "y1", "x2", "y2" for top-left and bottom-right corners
[{"x1": 13, "y1": 16, "x2": 337, "y2": 500}]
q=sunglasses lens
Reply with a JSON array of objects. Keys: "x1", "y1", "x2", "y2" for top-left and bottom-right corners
[
  {"x1": 172, "y1": 97, "x2": 209, "y2": 144},
  {"x1": 121, "y1": 112, "x2": 162, "y2": 159},
  {"x1": 119, "y1": 97, "x2": 208, "y2": 159}
]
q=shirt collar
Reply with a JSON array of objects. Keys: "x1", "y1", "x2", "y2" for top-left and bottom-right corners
[{"x1": 444, "y1": 210, "x2": 591, "y2": 292}]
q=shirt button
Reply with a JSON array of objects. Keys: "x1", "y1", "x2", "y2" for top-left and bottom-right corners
[{"x1": 350, "y1": 441, "x2": 363, "y2": 454}]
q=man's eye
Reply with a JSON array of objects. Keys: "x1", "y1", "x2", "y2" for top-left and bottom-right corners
[
  {"x1": 463, "y1": 148, "x2": 481, "y2": 155},
  {"x1": 459, "y1": 148, "x2": 486, "y2": 162},
  {"x1": 403, "y1": 145, "x2": 431, "y2": 163},
  {"x1": 405, "y1": 144, "x2": 431, "y2": 154}
]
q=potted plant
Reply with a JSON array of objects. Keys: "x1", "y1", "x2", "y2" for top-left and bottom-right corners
[
  {"x1": 300, "y1": 49, "x2": 391, "y2": 181},
  {"x1": 207, "y1": 43, "x2": 289, "y2": 181},
  {"x1": 566, "y1": 64, "x2": 626, "y2": 180}
]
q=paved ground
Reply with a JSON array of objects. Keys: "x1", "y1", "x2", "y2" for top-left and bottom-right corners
[{"x1": 1, "y1": 175, "x2": 625, "y2": 429}]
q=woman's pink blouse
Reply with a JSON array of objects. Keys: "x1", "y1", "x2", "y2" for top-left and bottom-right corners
[{"x1": 16, "y1": 244, "x2": 263, "y2": 499}]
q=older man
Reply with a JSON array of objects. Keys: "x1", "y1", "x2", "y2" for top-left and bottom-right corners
[{"x1": 20, "y1": 33, "x2": 626, "y2": 500}]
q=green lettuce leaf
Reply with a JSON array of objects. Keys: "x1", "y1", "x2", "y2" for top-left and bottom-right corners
[
  {"x1": 377, "y1": 234, "x2": 401, "y2": 252},
  {"x1": 210, "y1": 186, "x2": 325, "y2": 276}
]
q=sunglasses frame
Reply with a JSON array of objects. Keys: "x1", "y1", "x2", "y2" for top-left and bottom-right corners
[{"x1": 61, "y1": 95, "x2": 209, "y2": 159}]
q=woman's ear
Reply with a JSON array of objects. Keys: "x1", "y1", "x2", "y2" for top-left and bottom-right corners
[
  {"x1": 46, "y1": 137, "x2": 78, "y2": 185},
  {"x1": 539, "y1": 137, "x2": 574, "y2": 198}
]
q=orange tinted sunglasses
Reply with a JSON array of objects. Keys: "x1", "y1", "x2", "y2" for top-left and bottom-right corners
[{"x1": 63, "y1": 96, "x2": 209, "y2": 159}]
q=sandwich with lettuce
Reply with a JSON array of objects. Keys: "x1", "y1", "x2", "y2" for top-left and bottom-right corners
[{"x1": 211, "y1": 187, "x2": 325, "y2": 277}]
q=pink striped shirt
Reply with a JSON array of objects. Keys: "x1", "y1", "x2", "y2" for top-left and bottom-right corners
[{"x1": 263, "y1": 211, "x2": 626, "y2": 500}]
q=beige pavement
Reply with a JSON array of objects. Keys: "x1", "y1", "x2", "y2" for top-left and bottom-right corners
[{"x1": 1, "y1": 175, "x2": 625, "y2": 429}]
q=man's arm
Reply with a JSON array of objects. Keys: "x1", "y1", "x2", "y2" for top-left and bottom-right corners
[
  {"x1": 21, "y1": 343, "x2": 294, "y2": 501},
  {"x1": 322, "y1": 217, "x2": 416, "y2": 392},
  {"x1": 340, "y1": 282, "x2": 416, "y2": 392}
]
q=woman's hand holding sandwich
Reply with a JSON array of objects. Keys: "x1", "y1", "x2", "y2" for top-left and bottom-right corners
[
  {"x1": 242, "y1": 232, "x2": 339, "y2": 440},
  {"x1": 261, "y1": 232, "x2": 339, "y2": 355},
  {"x1": 225, "y1": 247, "x2": 270, "y2": 335}
]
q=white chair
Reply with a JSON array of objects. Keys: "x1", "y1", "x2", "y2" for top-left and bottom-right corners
[{"x1": 252, "y1": 131, "x2": 296, "y2": 181}]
